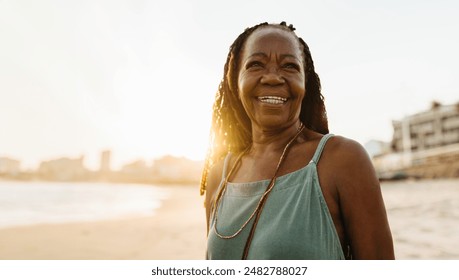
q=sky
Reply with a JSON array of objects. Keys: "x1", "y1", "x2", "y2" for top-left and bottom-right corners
[{"x1": 1, "y1": 0, "x2": 458, "y2": 170}]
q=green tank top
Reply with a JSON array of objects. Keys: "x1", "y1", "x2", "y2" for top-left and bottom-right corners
[{"x1": 207, "y1": 134, "x2": 345, "y2": 260}]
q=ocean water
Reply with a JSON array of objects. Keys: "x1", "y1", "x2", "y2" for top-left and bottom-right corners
[{"x1": 0, "y1": 181, "x2": 169, "y2": 229}]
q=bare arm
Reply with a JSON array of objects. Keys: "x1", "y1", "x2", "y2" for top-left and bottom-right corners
[{"x1": 332, "y1": 138, "x2": 395, "y2": 259}]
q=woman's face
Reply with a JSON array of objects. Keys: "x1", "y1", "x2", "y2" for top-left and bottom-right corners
[{"x1": 237, "y1": 27, "x2": 305, "y2": 131}]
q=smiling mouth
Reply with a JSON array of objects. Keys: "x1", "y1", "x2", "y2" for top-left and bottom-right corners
[{"x1": 257, "y1": 96, "x2": 288, "y2": 105}]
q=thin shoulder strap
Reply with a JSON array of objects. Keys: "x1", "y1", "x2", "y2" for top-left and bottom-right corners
[{"x1": 310, "y1": 134, "x2": 334, "y2": 164}]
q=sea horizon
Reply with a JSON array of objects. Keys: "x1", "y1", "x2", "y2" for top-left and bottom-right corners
[{"x1": 0, "y1": 181, "x2": 171, "y2": 229}]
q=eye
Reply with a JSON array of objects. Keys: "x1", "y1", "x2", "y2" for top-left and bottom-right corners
[
  {"x1": 246, "y1": 61, "x2": 264, "y2": 69},
  {"x1": 282, "y1": 63, "x2": 300, "y2": 71}
]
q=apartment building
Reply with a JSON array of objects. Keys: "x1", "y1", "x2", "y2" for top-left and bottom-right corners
[{"x1": 374, "y1": 101, "x2": 459, "y2": 178}]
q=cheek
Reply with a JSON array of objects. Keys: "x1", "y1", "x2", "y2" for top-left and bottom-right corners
[
  {"x1": 236, "y1": 75, "x2": 251, "y2": 112},
  {"x1": 237, "y1": 73, "x2": 256, "y2": 99},
  {"x1": 236, "y1": 73, "x2": 244, "y2": 98},
  {"x1": 291, "y1": 79, "x2": 306, "y2": 114},
  {"x1": 291, "y1": 79, "x2": 306, "y2": 100},
  {"x1": 292, "y1": 95, "x2": 304, "y2": 114}
]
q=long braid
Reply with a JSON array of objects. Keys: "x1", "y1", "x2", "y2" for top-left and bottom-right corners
[
  {"x1": 200, "y1": 21, "x2": 328, "y2": 196},
  {"x1": 298, "y1": 37, "x2": 328, "y2": 134}
]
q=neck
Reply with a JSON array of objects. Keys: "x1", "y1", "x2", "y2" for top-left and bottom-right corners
[{"x1": 250, "y1": 121, "x2": 303, "y2": 155}]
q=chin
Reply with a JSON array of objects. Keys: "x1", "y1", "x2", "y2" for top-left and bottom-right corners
[{"x1": 256, "y1": 119, "x2": 289, "y2": 129}]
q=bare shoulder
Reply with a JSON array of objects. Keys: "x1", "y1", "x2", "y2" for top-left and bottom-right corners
[
  {"x1": 322, "y1": 136, "x2": 376, "y2": 186},
  {"x1": 204, "y1": 156, "x2": 226, "y2": 230},
  {"x1": 323, "y1": 136, "x2": 394, "y2": 259},
  {"x1": 319, "y1": 135, "x2": 379, "y2": 211},
  {"x1": 324, "y1": 135, "x2": 370, "y2": 163},
  {"x1": 205, "y1": 158, "x2": 225, "y2": 206}
]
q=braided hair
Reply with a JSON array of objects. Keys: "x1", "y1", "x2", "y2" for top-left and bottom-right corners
[{"x1": 200, "y1": 21, "x2": 328, "y2": 195}]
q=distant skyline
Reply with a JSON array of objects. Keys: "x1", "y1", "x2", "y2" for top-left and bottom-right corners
[{"x1": 1, "y1": 0, "x2": 458, "y2": 170}]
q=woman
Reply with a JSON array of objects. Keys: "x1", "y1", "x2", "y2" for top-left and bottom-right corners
[{"x1": 201, "y1": 22, "x2": 394, "y2": 260}]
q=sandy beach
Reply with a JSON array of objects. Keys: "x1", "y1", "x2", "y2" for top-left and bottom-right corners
[
  {"x1": 382, "y1": 179, "x2": 459, "y2": 259},
  {"x1": 0, "y1": 179, "x2": 458, "y2": 260},
  {"x1": 0, "y1": 185, "x2": 207, "y2": 260}
]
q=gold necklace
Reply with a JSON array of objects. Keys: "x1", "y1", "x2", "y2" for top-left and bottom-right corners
[{"x1": 212, "y1": 123, "x2": 305, "y2": 239}]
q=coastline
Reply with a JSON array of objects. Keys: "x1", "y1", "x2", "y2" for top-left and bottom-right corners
[
  {"x1": 0, "y1": 179, "x2": 458, "y2": 260},
  {"x1": 0, "y1": 185, "x2": 207, "y2": 260}
]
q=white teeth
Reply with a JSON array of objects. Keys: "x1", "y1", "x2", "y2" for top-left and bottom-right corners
[{"x1": 258, "y1": 96, "x2": 287, "y2": 104}]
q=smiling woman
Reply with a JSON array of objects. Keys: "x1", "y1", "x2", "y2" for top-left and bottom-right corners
[
  {"x1": 237, "y1": 27, "x2": 305, "y2": 132},
  {"x1": 201, "y1": 22, "x2": 394, "y2": 260}
]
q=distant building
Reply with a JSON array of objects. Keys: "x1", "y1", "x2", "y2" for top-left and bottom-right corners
[
  {"x1": 100, "y1": 150, "x2": 111, "y2": 173},
  {"x1": 373, "y1": 101, "x2": 459, "y2": 178},
  {"x1": 38, "y1": 156, "x2": 90, "y2": 181},
  {"x1": 152, "y1": 155, "x2": 203, "y2": 183},
  {"x1": 0, "y1": 157, "x2": 21, "y2": 176},
  {"x1": 116, "y1": 159, "x2": 152, "y2": 183},
  {"x1": 391, "y1": 101, "x2": 459, "y2": 153},
  {"x1": 98, "y1": 150, "x2": 112, "y2": 181}
]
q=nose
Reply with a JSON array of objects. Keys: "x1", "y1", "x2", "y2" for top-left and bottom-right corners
[{"x1": 260, "y1": 67, "x2": 284, "y2": 86}]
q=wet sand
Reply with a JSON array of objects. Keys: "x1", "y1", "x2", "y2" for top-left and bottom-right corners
[{"x1": 0, "y1": 185, "x2": 207, "y2": 260}]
